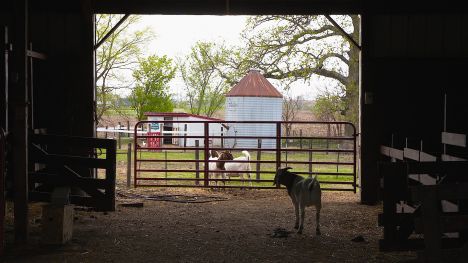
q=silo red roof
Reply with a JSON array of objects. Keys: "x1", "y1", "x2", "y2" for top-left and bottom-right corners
[{"x1": 226, "y1": 69, "x2": 283, "y2": 98}]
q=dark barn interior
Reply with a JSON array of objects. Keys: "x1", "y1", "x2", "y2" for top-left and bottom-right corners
[{"x1": 1, "y1": 0, "x2": 468, "y2": 261}]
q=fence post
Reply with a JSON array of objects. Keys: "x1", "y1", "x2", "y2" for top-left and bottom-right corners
[
  {"x1": 165, "y1": 151, "x2": 168, "y2": 179},
  {"x1": 256, "y1": 139, "x2": 262, "y2": 180},
  {"x1": 204, "y1": 122, "x2": 210, "y2": 187},
  {"x1": 127, "y1": 120, "x2": 130, "y2": 138},
  {"x1": 195, "y1": 140, "x2": 199, "y2": 186},
  {"x1": 276, "y1": 123, "x2": 282, "y2": 188},
  {"x1": 184, "y1": 124, "x2": 187, "y2": 153},
  {"x1": 326, "y1": 123, "x2": 330, "y2": 155},
  {"x1": 300, "y1": 129, "x2": 303, "y2": 149},
  {"x1": 285, "y1": 139, "x2": 288, "y2": 167},
  {"x1": 127, "y1": 143, "x2": 132, "y2": 188},
  {"x1": 105, "y1": 125, "x2": 108, "y2": 138},
  {"x1": 336, "y1": 144, "x2": 340, "y2": 173},
  {"x1": 308, "y1": 139, "x2": 313, "y2": 175},
  {"x1": 221, "y1": 127, "x2": 224, "y2": 149},
  {"x1": 118, "y1": 132, "x2": 121, "y2": 150},
  {"x1": 134, "y1": 125, "x2": 138, "y2": 188}
]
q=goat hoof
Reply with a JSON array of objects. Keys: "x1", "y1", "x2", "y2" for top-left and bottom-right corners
[
  {"x1": 316, "y1": 230, "x2": 321, "y2": 236},
  {"x1": 294, "y1": 225, "x2": 299, "y2": 229},
  {"x1": 296, "y1": 230, "x2": 303, "y2": 235}
]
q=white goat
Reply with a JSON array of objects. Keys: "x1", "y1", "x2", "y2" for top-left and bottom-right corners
[
  {"x1": 208, "y1": 157, "x2": 223, "y2": 186},
  {"x1": 274, "y1": 167, "x2": 322, "y2": 235},
  {"x1": 208, "y1": 150, "x2": 225, "y2": 186},
  {"x1": 223, "y1": 150, "x2": 252, "y2": 186}
]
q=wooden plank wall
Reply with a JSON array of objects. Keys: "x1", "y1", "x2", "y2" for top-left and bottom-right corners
[
  {"x1": 29, "y1": 7, "x2": 94, "y2": 138},
  {"x1": 361, "y1": 15, "x2": 468, "y2": 203}
]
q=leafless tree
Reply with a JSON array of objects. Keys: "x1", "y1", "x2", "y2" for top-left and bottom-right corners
[{"x1": 282, "y1": 95, "x2": 303, "y2": 136}]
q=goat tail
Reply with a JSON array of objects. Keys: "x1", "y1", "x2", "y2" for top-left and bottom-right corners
[{"x1": 242, "y1": 150, "x2": 250, "y2": 160}]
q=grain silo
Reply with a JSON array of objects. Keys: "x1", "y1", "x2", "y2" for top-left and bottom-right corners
[{"x1": 225, "y1": 69, "x2": 283, "y2": 149}]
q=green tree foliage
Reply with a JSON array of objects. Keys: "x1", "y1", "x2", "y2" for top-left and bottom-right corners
[
  {"x1": 312, "y1": 91, "x2": 344, "y2": 122},
  {"x1": 214, "y1": 15, "x2": 360, "y2": 125},
  {"x1": 130, "y1": 55, "x2": 176, "y2": 120},
  {"x1": 179, "y1": 42, "x2": 230, "y2": 117},
  {"x1": 95, "y1": 14, "x2": 153, "y2": 125},
  {"x1": 312, "y1": 90, "x2": 347, "y2": 135}
]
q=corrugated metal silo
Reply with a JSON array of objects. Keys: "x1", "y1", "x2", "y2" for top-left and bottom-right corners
[{"x1": 225, "y1": 69, "x2": 283, "y2": 149}]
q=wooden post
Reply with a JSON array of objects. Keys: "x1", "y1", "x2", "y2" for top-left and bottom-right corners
[
  {"x1": 381, "y1": 163, "x2": 406, "y2": 250},
  {"x1": 276, "y1": 123, "x2": 282, "y2": 187},
  {"x1": 326, "y1": 124, "x2": 330, "y2": 155},
  {"x1": 309, "y1": 139, "x2": 313, "y2": 174},
  {"x1": 300, "y1": 129, "x2": 303, "y2": 149},
  {"x1": 221, "y1": 127, "x2": 224, "y2": 149},
  {"x1": 41, "y1": 204, "x2": 74, "y2": 245},
  {"x1": 127, "y1": 120, "x2": 130, "y2": 138},
  {"x1": 0, "y1": 129, "x2": 6, "y2": 254},
  {"x1": 256, "y1": 139, "x2": 262, "y2": 180},
  {"x1": 285, "y1": 139, "x2": 288, "y2": 167},
  {"x1": 126, "y1": 143, "x2": 131, "y2": 188},
  {"x1": 195, "y1": 140, "x2": 199, "y2": 185},
  {"x1": 336, "y1": 144, "x2": 340, "y2": 173},
  {"x1": 105, "y1": 140, "x2": 117, "y2": 211},
  {"x1": 105, "y1": 125, "x2": 108, "y2": 138},
  {"x1": 203, "y1": 123, "x2": 209, "y2": 187},
  {"x1": 419, "y1": 186, "x2": 442, "y2": 262},
  {"x1": 164, "y1": 151, "x2": 168, "y2": 179},
  {"x1": 118, "y1": 131, "x2": 121, "y2": 149},
  {"x1": 13, "y1": 0, "x2": 29, "y2": 243},
  {"x1": 183, "y1": 124, "x2": 187, "y2": 153}
]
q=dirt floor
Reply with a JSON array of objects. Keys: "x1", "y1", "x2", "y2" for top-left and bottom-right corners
[{"x1": 3, "y1": 188, "x2": 418, "y2": 263}]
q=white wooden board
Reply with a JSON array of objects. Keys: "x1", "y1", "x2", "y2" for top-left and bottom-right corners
[
  {"x1": 409, "y1": 174, "x2": 437, "y2": 185},
  {"x1": 442, "y1": 132, "x2": 466, "y2": 147},
  {"x1": 441, "y1": 154, "x2": 467, "y2": 161}
]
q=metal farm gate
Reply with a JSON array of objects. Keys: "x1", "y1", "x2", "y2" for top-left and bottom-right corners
[{"x1": 134, "y1": 121, "x2": 358, "y2": 192}]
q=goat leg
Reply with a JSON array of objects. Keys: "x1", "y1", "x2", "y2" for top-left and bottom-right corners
[
  {"x1": 297, "y1": 205, "x2": 305, "y2": 234},
  {"x1": 247, "y1": 172, "x2": 252, "y2": 187},
  {"x1": 293, "y1": 200, "x2": 299, "y2": 229}
]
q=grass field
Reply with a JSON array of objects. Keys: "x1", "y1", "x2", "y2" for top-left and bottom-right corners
[{"x1": 104, "y1": 146, "x2": 357, "y2": 190}]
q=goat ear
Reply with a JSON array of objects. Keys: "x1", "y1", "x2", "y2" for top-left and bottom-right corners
[{"x1": 285, "y1": 167, "x2": 292, "y2": 171}]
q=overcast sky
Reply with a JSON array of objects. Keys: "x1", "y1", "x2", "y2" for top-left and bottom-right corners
[{"x1": 128, "y1": 15, "x2": 325, "y2": 100}]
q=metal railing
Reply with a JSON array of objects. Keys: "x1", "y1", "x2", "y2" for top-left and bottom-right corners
[{"x1": 134, "y1": 120, "x2": 357, "y2": 192}]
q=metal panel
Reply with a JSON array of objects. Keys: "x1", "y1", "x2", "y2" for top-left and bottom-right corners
[
  {"x1": 134, "y1": 120, "x2": 358, "y2": 192},
  {"x1": 226, "y1": 97, "x2": 282, "y2": 149}
]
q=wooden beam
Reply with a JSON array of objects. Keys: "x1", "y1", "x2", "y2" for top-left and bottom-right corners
[
  {"x1": 92, "y1": 0, "x2": 362, "y2": 15},
  {"x1": 26, "y1": 49, "x2": 47, "y2": 60},
  {"x1": 441, "y1": 154, "x2": 466, "y2": 162},
  {"x1": 442, "y1": 132, "x2": 466, "y2": 148},
  {"x1": 380, "y1": 145, "x2": 404, "y2": 160},
  {"x1": 403, "y1": 147, "x2": 437, "y2": 162},
  {"x1": 408, "y1": 174, "x2": 437, "y2": 185},
  {"x1": 408, "y1": 161, "x2": 468, "y2": 175},
  {"x1": 12, "y1": 0, "x2": 29, "y2": 244},
  {"x1": 94, "y1": 14, "x2": 129, "y2": 51},
  {"x1": 324, "y1": 14, "x2": 361, "y2": 50}
]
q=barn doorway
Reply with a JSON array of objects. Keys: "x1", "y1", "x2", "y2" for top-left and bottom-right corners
[{"x1": 93, "y1": 14, "x2": 361, "y2": 191}]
